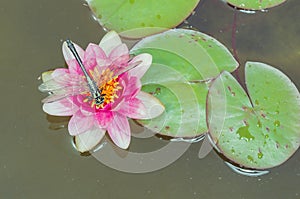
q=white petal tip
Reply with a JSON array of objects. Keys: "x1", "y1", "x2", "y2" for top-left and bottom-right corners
[
  {"x1": 136, "y1": 91, "x2": 165, "y2": 119},
  {"x1": 99, "y1": 31, "x2": 122, "y2": 55},
  {"x1": 113, "y1": 138, "x2": 130, "y2": 150},
  {"x1": 73, "y1": 128, "x2": 105, "y2": 153},
  {"x1": 41, "y1": 71, "x2": 54, "y2": 82}
]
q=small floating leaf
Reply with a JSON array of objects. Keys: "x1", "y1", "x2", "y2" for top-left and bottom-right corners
[
  {"x1": 226, "y1": 0, "x2": 287, "y2": 10},
  {"x1": 87, "y1": 0, "x2": 200, "y2": 38},
  {"x1": 131, "y1": 29, "x2": 238, "y2": 137},
  {"x1": 208, "y1": 62, "x2": 300, "y2": 169}
]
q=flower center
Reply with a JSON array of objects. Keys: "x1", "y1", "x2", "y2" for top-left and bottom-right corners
[
  {"x1": 98, "y1": 76, "x2": 121, "y2": 108},
  {"x1": 82, "y1": 67, "x2": 122, "y2": 109}
]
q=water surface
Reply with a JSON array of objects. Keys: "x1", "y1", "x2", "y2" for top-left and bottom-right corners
[{"x1": 1, "y1": 0, "x2": 299, "y2": 198}]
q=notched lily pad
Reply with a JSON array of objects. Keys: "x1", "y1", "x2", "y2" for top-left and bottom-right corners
[
  {"x1": 87, "y1": 0, "x2": 200, "y2": 38},
  {"x1": 131, "y1": 29, "x2": 238, "y2": 138},
  {"x1": 207, "y1": 61, "x2": 300, "y2": 169},
  {"x1": 226, "y1": 0, "x2": 287, "y2": 10}
]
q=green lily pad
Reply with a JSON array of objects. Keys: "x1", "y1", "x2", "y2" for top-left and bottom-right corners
[
  {"x1": 131, "y1": 29, "x2": 238, "y2": 137},
  {"x1": 226, "y1": 0, "x2": 286, "y2": 10},
  {"x1": 87, "y1": 0, "x2": 200, "y2": 38},
  {"x1": 207, "y1": 62, "x2": 300, "y2": 169}
]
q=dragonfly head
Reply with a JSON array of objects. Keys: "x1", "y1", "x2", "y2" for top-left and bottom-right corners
[
  {"x1": 95, "y1": 96, "x2": 105, "y2": 105},
  {"x1": 93, "y1": 89, "x2": 105, "y2": 106}
]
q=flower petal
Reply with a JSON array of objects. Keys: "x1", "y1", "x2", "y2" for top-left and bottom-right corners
[
  {"x1": 84, "y1": 43, "x2": 107, "y2": 70},
  {"x1": 68, "y1": 113, "x2": 94, "y2": 135},
  {"x1": 99, "y1": 31, "x2": 122, "y2": 56},
  {"x1": 95, "y1": 110, "x2": 114, "y2": 128},
  {"x1": 62, "y1": 41, "x2": 84, "y2": 62},
  {"x1": 41, "y1": 71, "x2": 54, "y2": 82},
  {"x1": 74, "y1": 127, "x2": 106, "y2": 152},
  {"x1": 85, "y1": 43, "x2": 107, "y2": 59},
  {"x1": 51, "y1": 68, "x2": 68, "y2": 78},
  {"x1": 115, "y1": 97, "x2": 142, "y2": 118},
  {"x1": 107, "y1": 113, "x2": 131, "y2": 149},
  {"x1": 109, "y1": 43, "x2": 129, "y2": 63},
  {"x1": 128, "y1": 53, "x2": 152, "y2": 79},
  {"x1": 133, "y1": 91, "x2": 165, "y2": 119},
  {"x1": 43, "y1": 98, "x2": 78, "y2": 116},
  {"x1": 62, "y1": 41, "x2": 84, "y2": 73},
  {"x1": 120, "y1": 76, "x2": 141, "y2": 98}
]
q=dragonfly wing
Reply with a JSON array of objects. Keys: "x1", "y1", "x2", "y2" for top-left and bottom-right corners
[
  {"x1": 113, "y1": 60, "x2": 142, "y2": 77},
  {"x1": 41, "y1": 85, "x2": 87, "y2": 103},
  {"x1": 96, "y1": 59, "x2": 142, "y2": 87},
  {"x1": 42, "y1": 90, "x2": 73, "y2": 103},
  {"x1": 40, "y1": 73, "x2": 89, "y2": 103},
  {"x1": 39, "y1": 73, "x2": 87, "y2": 94}
]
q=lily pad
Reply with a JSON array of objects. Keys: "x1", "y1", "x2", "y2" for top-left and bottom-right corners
[
  {"x1": 226, "y1": 0, "x2": 286, "y2": 10},
  {"x1": 207, "y1": 62, "x2": 300, "y2": 169},
  {"x1": 87, "y1": 0, "x2": 200, "y2": 38},
  {"x1": 130, "y1": 29, "x2": 238, "y2": 137}
]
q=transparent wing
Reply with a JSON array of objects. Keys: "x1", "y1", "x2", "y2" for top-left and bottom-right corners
[
  {"x1": 39, "y1": 73, "x2": 89, "y2": 103},
  {"x1": 41, "y1": 88, "x2": 77, "y2": 103},
  {"x1": 39, "y1": 73, "x2": 86, "y2": 92},
  {"x1": 112, "y1": 60, "x2": 142, "y2": 77},
  {"x1": 97, "y1": 57, "x2": 142, "y2": 86}
]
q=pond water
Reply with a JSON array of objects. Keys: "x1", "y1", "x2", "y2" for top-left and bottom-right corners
[{"x1": 1, "y1": 0, "x2": 299, "y2": 198}]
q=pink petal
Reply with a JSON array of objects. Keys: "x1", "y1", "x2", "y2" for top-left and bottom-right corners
[
  {"x1": 109, "y1": 75, "x2": 140, "y2": 111},
  {"x1": 119, "y1": 75, "x2": 141, "y2": 98},
  {"x1": 96, "y1": 58, "x2": 112, "y2": 70},
  {"x1": 74, "y1": 126, "x2": 106, "y2": 152},
  {"x1": 62, "y1": 41, "x2": 84, "y2": 62},
  {"x1": 84, "y1": 43, "x2": 107, "y2": 70},
  {"x1": 99, "y1": 31, "x2": 123, "y2": 56},
  {"x1": 85, "y1": 43, "x2": 107, "y2": 59},
  {"x1": 107, "y1": 113, "x2": 131, "y2": 149},
  {"x1": 115, "y1": 97, "x2": 144, "y2": 118},
  {"x1": 62, "y1": 41, "x2": 84, "y2": 73},
  {"x1": 128, "y1": 53, "x2": 152, "y2": 79},
  {"x1": 68, "y1": 113, "x2": 94, "y2": 135},
  {"x1": 42, "y1": 98, "x2": 78, "y2": 116},
  {"x1": 109, "y1": 44, "x2": 129, "y2": 63},
  {"x1": 133, "y1": 91, "x2": 165, "y2": 119},
  {"x1": 95, "y1": 110, "x2": 114, "y2": 128}
]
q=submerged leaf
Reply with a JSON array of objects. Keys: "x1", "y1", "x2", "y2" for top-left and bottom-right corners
[{"x1": 207, "y1": 62, "x2": 300, "y2": 169}]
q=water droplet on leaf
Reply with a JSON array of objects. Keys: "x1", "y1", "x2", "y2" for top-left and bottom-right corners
[
  {"x1": 257, "y1": 152, "x2": 263, "y2": 159},
  {"x1": 231, "y1": 148, "x2": 235, "y2": 154},
  {"x1": 274, "y1": 120, "x2": 280, "y2": 127},
  {"x1": 247, "y1": 155, "x2": 254, "y2": 162},
  {"x1": 257, "y1": 120, "x2": 262, "y2": 128},
  {"x1": 237, "y1": 126, "x2": 254, "y2": 141},
  {"x1": 264, "y1": 134, "x2": 269, "y2": 139}
]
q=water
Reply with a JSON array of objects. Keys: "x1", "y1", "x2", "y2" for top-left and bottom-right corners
[{"x1": 1, "y1": 0, "x2": 300, "y2": 198}]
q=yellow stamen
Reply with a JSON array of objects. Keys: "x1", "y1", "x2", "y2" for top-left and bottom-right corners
[{"x1": 83, "y1": 67, "x2": 122, "y2": 109}]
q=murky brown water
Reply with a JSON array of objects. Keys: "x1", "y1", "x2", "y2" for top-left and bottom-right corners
[{"x1": 1, "y1": 0, "x2": 300, "y2": 198}]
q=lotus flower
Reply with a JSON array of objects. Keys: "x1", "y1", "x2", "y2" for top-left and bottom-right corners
[{"x1": 39, "y1": 31, "x2": 164, "y2": 152}]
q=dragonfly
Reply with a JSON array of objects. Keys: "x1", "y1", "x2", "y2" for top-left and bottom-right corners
[{"x1": 39, "y1": 39, "x2": 141, "y2": 105}]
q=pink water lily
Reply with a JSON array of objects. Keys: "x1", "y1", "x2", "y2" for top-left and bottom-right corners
[{"x1": 39, "y1": 31, "x2": 164, "y2": 152}]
